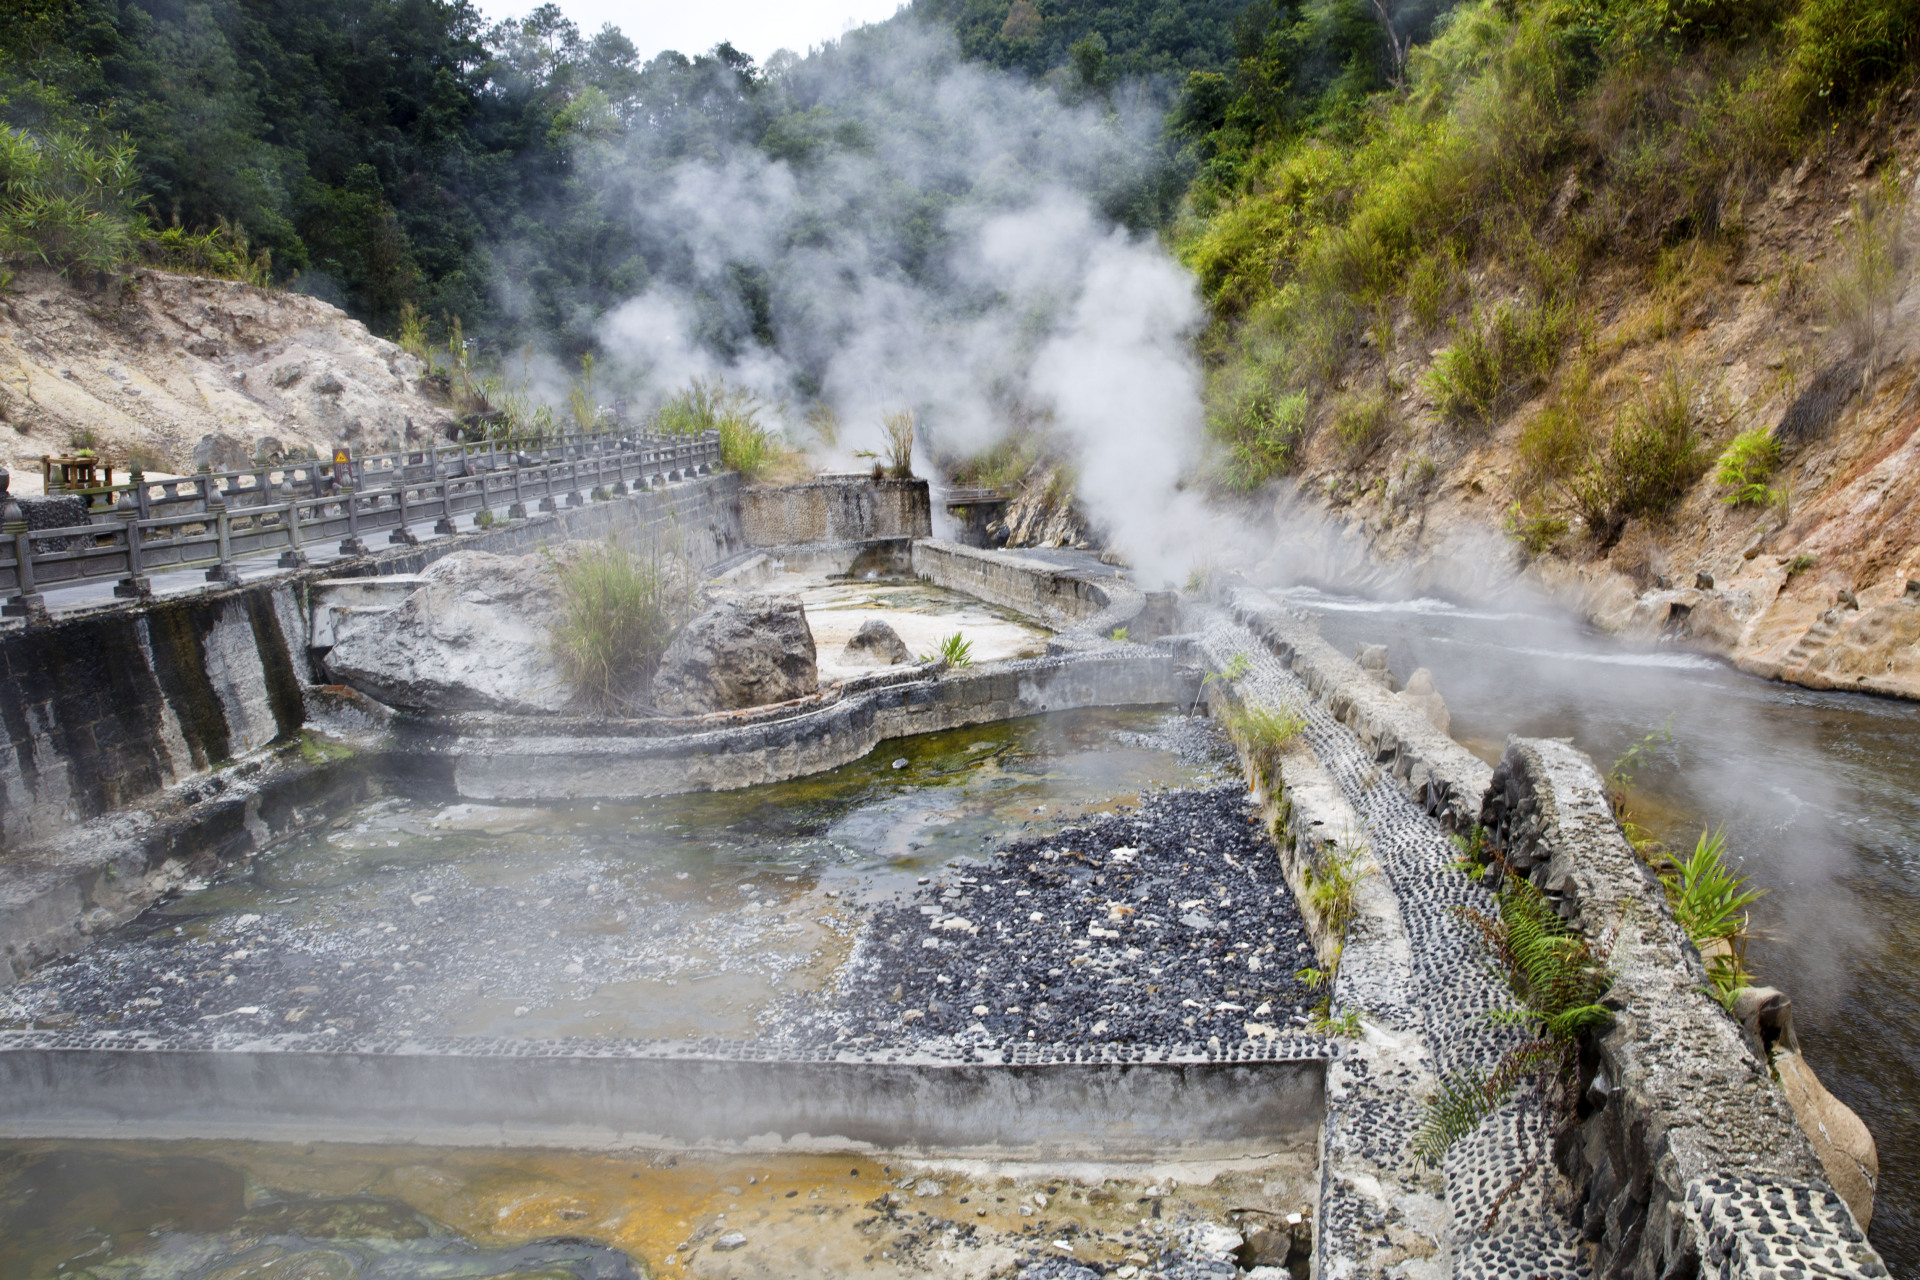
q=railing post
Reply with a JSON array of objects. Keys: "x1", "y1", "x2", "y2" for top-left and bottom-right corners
[
  {"x1": 113, "y1": 467, "x2": 153, "y2": 598},
  {"x1": 278, "y1": 473, "x2": 308, "y2": 569},
  {"x1": 0, "y1": 469, "x2": 47, "y2": 621},
  {"x1": 432, "y1": 445, "x2": 457, "y2": 535},
  {"x1": 390, "y1": 463, "x2": 419, "y2": 546},
  {"x1": 205, "y1": 483, "x2": 240, "y2": 584},
  {"x1": 508, "y1": 450, "x2": 527, "y2": 519},
  {"x1": 538, "y1": 455, "x2": 559, "y2": 513}
]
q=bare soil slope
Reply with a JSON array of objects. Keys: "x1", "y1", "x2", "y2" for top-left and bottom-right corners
[{"x1": 0, "y1": 269, "x2": 456, "y2": 491}]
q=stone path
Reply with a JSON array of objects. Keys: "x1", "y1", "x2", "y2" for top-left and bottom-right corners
[{"x1": 1201, "y1": 607, "x2": 1590, "y2": 1280}]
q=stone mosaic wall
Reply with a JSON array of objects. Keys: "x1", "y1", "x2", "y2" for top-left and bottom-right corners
[
  {"x1": 1215, "y1": 583, "x2": 1887, "y2": 1278},
  {"x1": 1482, "y1": 738, "x2": 1886, "y2": 1279}
]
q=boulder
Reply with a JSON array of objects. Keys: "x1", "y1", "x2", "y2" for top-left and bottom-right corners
[
  {"x1": 323, "y1": 550, "x2": 571, "y2": 714},
  {"x1": 651, "y1": 592, "x2": 817, "y2": 715},
  {"x1": 1398, "y1": 667, "x2": 1450, "y2": 735},
  {"x1": 1354, "y1": 643, "x2": 1397, "y2": 690},
  {"x1": 191, "y1": 432, "x2": 252, "y2": 473},
  {"x1": 840, "y1": 618, "x2": 910, "y2": 666}
]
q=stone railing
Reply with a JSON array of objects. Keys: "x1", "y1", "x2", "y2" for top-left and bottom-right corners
[
  {"x1": 0, "y1": 429, "x2": 721, "y2": 617},
  {"x1": 1481, "y1": 738, "x2": 1886, "y2": 1278}
]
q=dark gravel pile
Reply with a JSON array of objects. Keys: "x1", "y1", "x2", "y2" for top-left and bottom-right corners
[{"x1": 794, "y1": 785, "x2": 1315, "y2": 1054}]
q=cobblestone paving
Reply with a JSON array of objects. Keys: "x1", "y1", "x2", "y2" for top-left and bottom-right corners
[{"x1": 1202, "y1": 610, "x2": 1590, "y2": 1280}]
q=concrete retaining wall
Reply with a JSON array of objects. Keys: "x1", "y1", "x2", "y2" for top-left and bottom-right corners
[
  {"x1": 740, "y1": 476, "x2": 930, "y2": 547},
  {"x1": 0, "y1": 1031, "x2": 1322, "y2": 1157},
  {"x1": 0, "y1": 476, "x2": 740, "y2": 852},
  {"x1": 437, "y1": 649, "x2": 1201, "y2": 801},
  {"x1": 1481, "y1": 738, "x2": 1884, "y2": 1278},
  {"x1": 910, "y1": 540, "x2": 1177, "y2": 646}
]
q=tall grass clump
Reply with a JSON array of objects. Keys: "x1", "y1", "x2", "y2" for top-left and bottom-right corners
[
  {"x1": 1602, "y1": 366, "x2": 1710, "y2": 518},
  {"x1": 1412, "y1": 875, "x2": 1613, "y2": 1166},
  {"x1": 1215, "y1": 388, "x2": 1309, "y2": 489},
  {"x1": 1296, "y1": 839, "x2": 1367, "y2": 1037},
  {"x1": 1565, "y1": 365, "x2": 1709, "y2": 538},
  {"x1": 655, "y1": 379, "x2": 782, "y2": 480},
  {"x1": 1333, "y1": 391, "x2": 1392, "y2": 464},
  {"x1": 550, "y1": 541, "x2": 694, "y2": 714},
  {"x1": 1822, "y1": 172, "x2": 1910, "y2": 375},
  {"x1": 1225, "y1": 701, "x2": 1307, "y2": 784},
  {"x1": 859, "y1": 409, "x2": 915, "y2": 478},
  {"x1": 1426, "y1": 297, "x2": 1571, "y2": 425}
]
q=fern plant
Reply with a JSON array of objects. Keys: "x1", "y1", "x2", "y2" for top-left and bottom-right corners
[
  {"x1": 1411, "y1": 874, "x2": 1613, "y2": 1167},
  {"x1": 1715, "y1": 428, "x2": 1782, "y2": 507}
]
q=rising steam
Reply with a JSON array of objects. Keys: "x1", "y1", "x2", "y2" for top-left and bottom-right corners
[{"x1": 503, "y1": 21, "x2": 1209, "y2": 580}]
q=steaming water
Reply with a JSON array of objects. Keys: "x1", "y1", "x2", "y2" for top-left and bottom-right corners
[
  {"x1": 4, "y1": 709, "x2": 1227, "y2": 1045},
  {"x1": 1284, "y1": 585, "x2": 1920, "y2": 1272}
]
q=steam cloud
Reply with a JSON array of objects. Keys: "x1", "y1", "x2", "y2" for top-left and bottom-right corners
[{"x1": 504, "y1": 22, "x2": 1208, "y2": 580}]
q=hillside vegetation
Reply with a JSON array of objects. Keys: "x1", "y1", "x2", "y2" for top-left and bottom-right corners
[{"x1": 1157, "y1": 0, "x2": 1920, "y2": 698}]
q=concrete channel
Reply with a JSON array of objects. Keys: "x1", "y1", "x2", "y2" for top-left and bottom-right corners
[{"x1": 0, "y1": 470, "x2": 1892, "y2": 1278}]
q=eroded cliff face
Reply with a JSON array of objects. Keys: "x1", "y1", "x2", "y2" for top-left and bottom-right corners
[
  {"x1": 0, "y1": 268, "x2": 457, "y2": 490},
  {"x1": 1251, "y1": 119, "x2": 1920, "y2": 701}
]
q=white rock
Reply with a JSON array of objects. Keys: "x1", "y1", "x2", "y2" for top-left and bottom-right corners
[
  {"x1": 325, "y1": 551, "x2": 572, "y2": 714},
  {"x1": 712, "y1": 1232, "x2": 748, "y2": 1252}
]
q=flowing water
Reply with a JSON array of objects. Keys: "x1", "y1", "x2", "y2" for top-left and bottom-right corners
[
  {"x1": 3, "y1": 708, "x2": 1231, "y2": 1044},
  {"x1": 0, "y1": 1138, "x2": 1313, "y2": 1278},
  {"x1": 0, "y1": 707, "x2": 1287, "y2": 1278},
  {"x1": 1284, "y1": 586, "x2": 1920, "y2": 1274}
]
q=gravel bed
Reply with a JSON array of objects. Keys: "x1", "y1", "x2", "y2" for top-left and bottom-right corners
[{"x1": 785, "y1": 784, "x2": 1317, "y2": 1055}]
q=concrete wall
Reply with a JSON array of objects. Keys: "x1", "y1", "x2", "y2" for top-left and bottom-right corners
[
  {"x1": 0, "y1": 476, "x2": 741, "y2": 852},
  {"x1": 0, "y1": 1031, "x2": 1323, "y2": 1158},
  {"x1": 1481, "y1": 739, "x2": 1884, "y2": 1278},
  {"x1": 739, "y1": 476, "x2": 930, "y2": 548},
  {"x1": 910, "y1": 540, "x2": 1177, "y2": 647},
  {"x1": 1, "y1": 740, "x2": 376, "y2": 984},
  {"x1": 439, "y1": 648, "x2": 1201, "y2": 801}
]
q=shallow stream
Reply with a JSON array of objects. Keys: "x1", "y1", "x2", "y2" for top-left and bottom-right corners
[
  {"x1": 0, "y1": 706, "x2": 1301, "y2": 1280},
  {"x1": 4, "y1": 709, "x2": 1230, "y2": 1044},
  {"x1": 1285, "y1": 585, "x2": 1920, "y2": 1272}
]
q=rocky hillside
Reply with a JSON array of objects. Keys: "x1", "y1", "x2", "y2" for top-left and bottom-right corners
[
  {"x1": 0, "y1": 269, "x2": 456, "y2": 491},
  {"x1": 1253, "y1": 121, "x2": 1920, "y2": 701}
]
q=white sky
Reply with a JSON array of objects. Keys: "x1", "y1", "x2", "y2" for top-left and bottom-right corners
[{"x1": 483, "y1": 0, "x2": 912, "y2": 65}]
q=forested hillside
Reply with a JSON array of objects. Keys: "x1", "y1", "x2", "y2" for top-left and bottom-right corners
[
  {"x1": 0, "y1": 0, "x2": 1267, "y2": 360},
  {"x1": 1, "y1": 0, "x2": 774, "y2": 346}
]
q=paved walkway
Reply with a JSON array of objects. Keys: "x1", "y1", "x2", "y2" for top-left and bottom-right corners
[{"x1": 1203, "y1": 607, "x2": 1589, "y2": 1280}]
